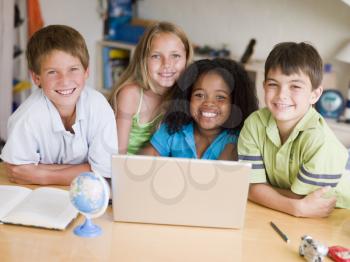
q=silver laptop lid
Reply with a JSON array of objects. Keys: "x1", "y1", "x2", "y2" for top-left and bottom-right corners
[{"x1": 111, "y1": 155, "x2": 251, "y2": 229}]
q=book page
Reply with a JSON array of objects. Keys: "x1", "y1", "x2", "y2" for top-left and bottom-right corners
[
  {"x1": 1, "y1": 187, "x2": 78, "y2": 230},
  {"x1": 0, "y1": 186, "x2": 32, "y2": 219}
]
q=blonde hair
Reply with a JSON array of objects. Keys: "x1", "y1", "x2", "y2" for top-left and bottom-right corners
[{"x1": 109, "y1": 21, "x2": 193, "y2": 109}]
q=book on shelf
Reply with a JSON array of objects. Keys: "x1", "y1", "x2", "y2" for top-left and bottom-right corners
[
  {"x1": 0, "y1": 185, "x2": 78, "y2": 230},
  {"x1": 103, "y1": 46, "x2": 130, "y2": 90}
]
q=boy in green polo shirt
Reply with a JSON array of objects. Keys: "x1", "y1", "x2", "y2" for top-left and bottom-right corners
[{"x1": 238, "y1": 42, "x2": 349, "y2": 218}]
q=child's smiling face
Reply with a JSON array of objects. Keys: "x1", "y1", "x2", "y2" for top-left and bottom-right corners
[
  {"x1": 147, "y1": 32, "x2": 187, "y2": 94},
  {"x1": 190, "y1": 71, "x2": 232, "y2": 134},
  {"x1": 264, "y1": 67, "x2": 321, "y2": 131},
  {"x1": 31, "y1": 50, "x2": 89, "y2": 114}
]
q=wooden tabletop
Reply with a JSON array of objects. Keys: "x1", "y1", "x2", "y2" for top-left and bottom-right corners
[{"x1": 0, "y1": 163, "x2": 349, "y2": 262}]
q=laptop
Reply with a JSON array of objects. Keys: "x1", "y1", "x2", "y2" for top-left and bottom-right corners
[{"x1": 111, "y1": 155, "x2": 251, "y2": 229}]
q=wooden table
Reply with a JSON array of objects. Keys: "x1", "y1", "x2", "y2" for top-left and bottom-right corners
[{"x1": 0, "y1": 163, "x2": 349, "y2": 262}]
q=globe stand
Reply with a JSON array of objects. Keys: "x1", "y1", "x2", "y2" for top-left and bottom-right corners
[
  {"x1": 70, "y1": 171, "x2": 110, "y2": 238},
  {"x1": 74, "y1": 217, "x2": 102, "y2": 238}
]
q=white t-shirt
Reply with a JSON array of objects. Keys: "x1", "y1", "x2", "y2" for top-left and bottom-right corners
[{"x1": 0, "y1": 86, "x2": 118, "y2": 178}]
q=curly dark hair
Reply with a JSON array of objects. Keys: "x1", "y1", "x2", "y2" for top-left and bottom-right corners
[{"x1": 163, "y1": 58, "x2": 259, "y2": 134}]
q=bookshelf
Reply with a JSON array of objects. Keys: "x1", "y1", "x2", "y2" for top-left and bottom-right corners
[
  {"x1": 325, "y1": 119, "x2": 350, "y2": 147},
  {"x1": 96, "y1": 40, "x2": 136, "y2": 97}
]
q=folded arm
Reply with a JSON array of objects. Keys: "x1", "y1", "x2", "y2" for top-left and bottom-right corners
[
  {"x1": 5, "y1": 162, "x2": 91, "y2": 186},
  {"x1": 249, "y1": 183, "x2": 336, "y2": 218}
]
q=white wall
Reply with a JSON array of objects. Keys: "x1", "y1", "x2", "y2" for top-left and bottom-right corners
[
  {"x1": 0, "y1": 0, "x2": 14, "y2": 140},
  {"x1": 138, "y1": 0, "x2": 350, "y2": 94},
  {"x1": 38, "y1": 0, "x2": 350, "y2": 95},
  {"x1": 2, "y1": 0, "x2": 349, "y2": 140},
  {"x1": 39, "y1": 0, "x2": 103, "y2": 88}
]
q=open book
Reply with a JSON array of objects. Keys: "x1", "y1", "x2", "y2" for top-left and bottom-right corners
[{"x1": 0, "y1": 185, "x2": 78, "y2": 230}]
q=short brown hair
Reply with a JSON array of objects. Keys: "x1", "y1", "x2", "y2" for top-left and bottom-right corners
[
  {"x1": 26, "y1": 25, "x2": 89, "y2": 74},
  {"x1": 264, "y1": 42, "x2": 323, "y2": 89}
]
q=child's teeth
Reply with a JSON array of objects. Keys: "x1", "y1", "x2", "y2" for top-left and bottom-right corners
[
  {"x1": 202, "y1": 112, "x2": 217, "y2": 117},
  {"x1": 57, "y1": 89, "x2": 74, "y2": 95}
]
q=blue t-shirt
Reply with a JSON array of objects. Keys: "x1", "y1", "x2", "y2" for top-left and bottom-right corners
[{"x1": 150, "y1": 122, "x2": 238, "y2": 159}]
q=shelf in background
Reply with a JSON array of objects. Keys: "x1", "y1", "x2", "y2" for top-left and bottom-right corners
[
  {"x1": 96, "y1": 40, "x2": 136, "y2": 97},
  {"x1": 325, "y1": 118, "x2": 350, "y2": 147}
]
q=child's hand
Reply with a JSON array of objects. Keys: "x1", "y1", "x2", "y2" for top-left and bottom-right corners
[
  {"x1": 5, "y1": 163, "x2": 90, "y2": 185},
  {"x1": 297, "y1": 186, "x2": 336, "y2": 218}
]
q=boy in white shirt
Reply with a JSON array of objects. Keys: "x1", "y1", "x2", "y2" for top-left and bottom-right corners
[{"x1": 0, "y1": 25, "x2": 118, "y2": 185}]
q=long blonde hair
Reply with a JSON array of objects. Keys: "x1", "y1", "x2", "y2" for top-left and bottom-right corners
[{"x1": 109, "y1": 21, "x2": 193, "y2": 109}]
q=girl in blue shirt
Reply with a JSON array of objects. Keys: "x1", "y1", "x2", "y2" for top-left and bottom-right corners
[{"x1": 140, "y1": 58, "x2": 258, "y2": 160}]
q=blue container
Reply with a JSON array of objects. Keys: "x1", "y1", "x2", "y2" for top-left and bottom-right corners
[
  {"x1": 106, "y1": 23, "x2": 146, "y2": 44},
  {"x1": 108, "y1": 0, "x2": 132, "y2": 18},
  {"x1": 106, "y1": 0, "x2": 133, "y2": 40}
]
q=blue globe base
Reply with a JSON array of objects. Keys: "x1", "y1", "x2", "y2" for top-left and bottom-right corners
[{"x1": 74, "y1": 217, "x2": 102, "y2": 238}]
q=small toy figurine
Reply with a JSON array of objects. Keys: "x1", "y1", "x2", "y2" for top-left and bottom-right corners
[
  {"x1": 299, "y1": 235, "x2": 329, "y2": 262},
  {"x1": 239, "y1": 38, "x2": 256, "y2": 64}
]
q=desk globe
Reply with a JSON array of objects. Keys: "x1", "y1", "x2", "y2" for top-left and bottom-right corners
[
  {"x1": 70, "y1": 171, "x2": 109, "y2": 237},
  {"x1": 316, "y1": 89, "x2": 344, "y2": 119}
]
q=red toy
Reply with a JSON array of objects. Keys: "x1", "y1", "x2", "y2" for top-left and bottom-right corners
[{"x1": 328, "y1": 246, "x2": 350, "y2": 262}]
